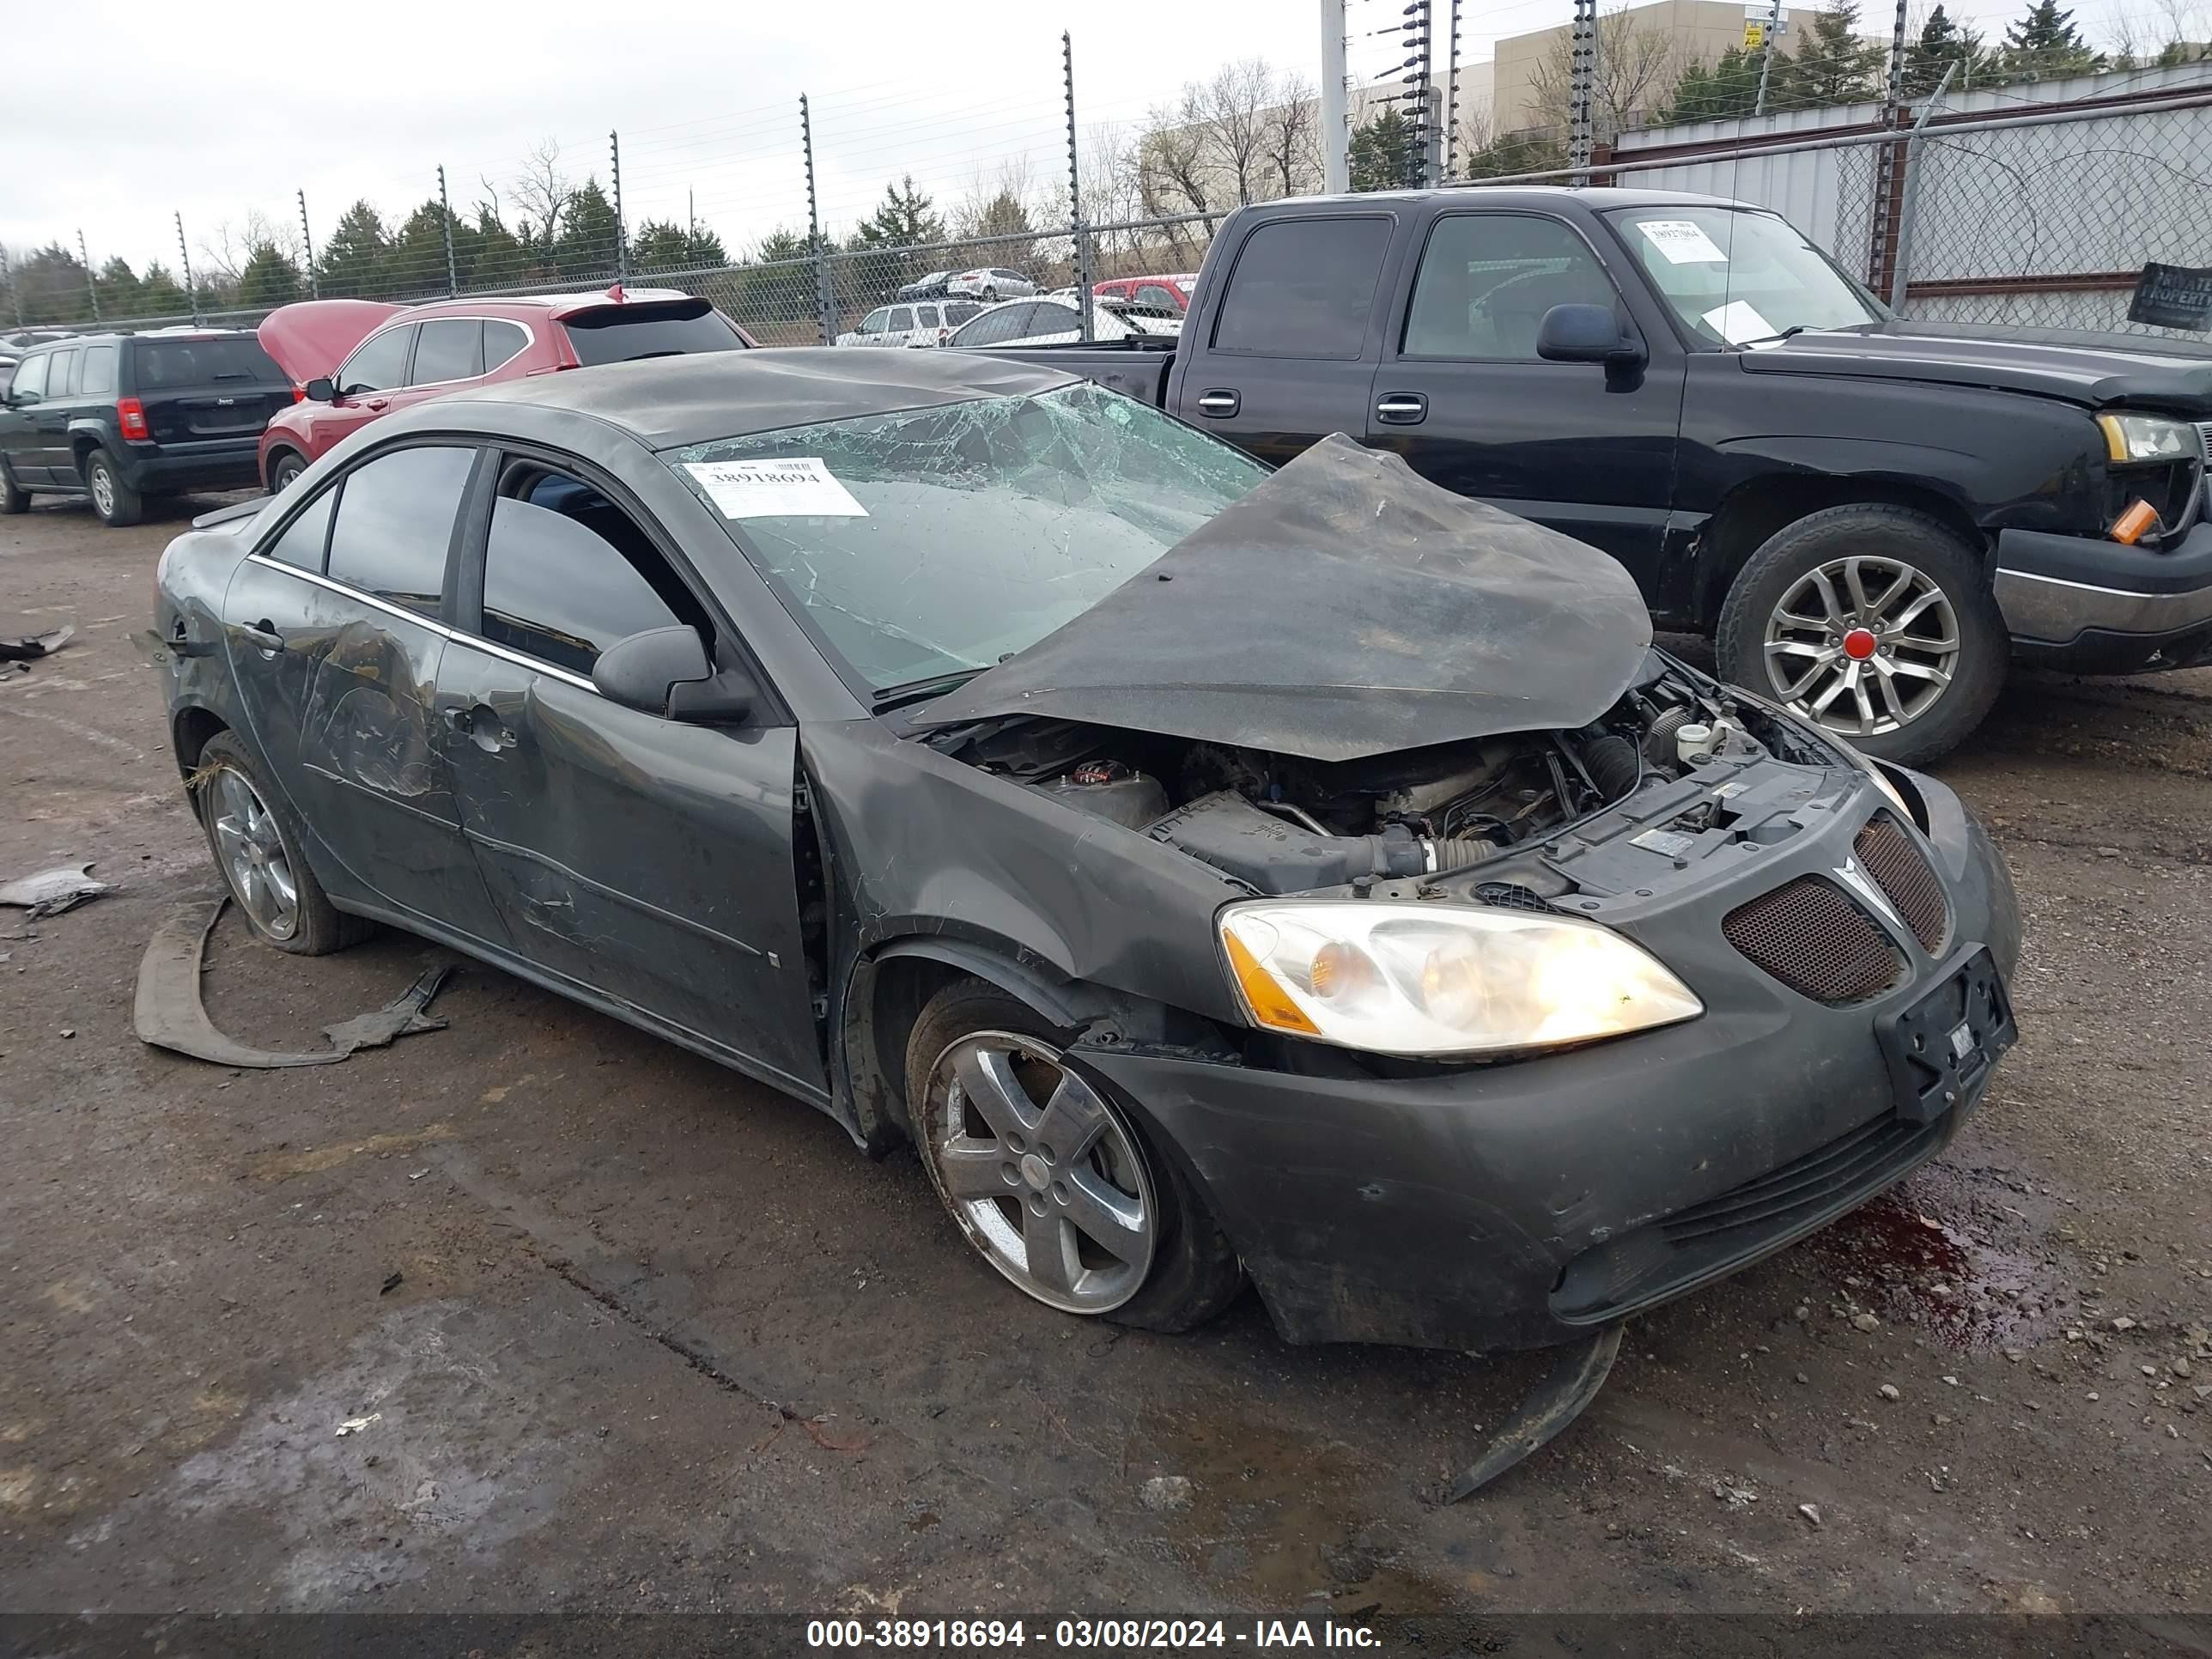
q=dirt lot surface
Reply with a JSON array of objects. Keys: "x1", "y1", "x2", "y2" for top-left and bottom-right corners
[{"x1": 3, "y1": 494, "x2": 2209, "y2": 1627}]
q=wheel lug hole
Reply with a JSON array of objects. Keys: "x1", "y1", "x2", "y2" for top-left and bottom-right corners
[
  {"x1": 1006, "y1": 1133, "x2": 1025, "y2": 1154},
  {"x1": 1027, "y1": 1194, "x2": 1048, "y2": 1217},
  {"x1": 1000, "y1": 1163, "x2": 1019, "y2": 1186},
  {"x1": 1051, "y1": 1181, "x2": 1070, "y2": 1206},
  {"x1": 1037, "y1": 1144, "x2": 1055, "y2": 1164}
]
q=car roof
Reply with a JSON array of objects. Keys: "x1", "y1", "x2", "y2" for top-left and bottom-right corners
[
  {"x1": 1254, "y1": 185, "x2": 1748, "y2": 213},
  {"x1": 404, "y1": 286, "x2": 696, "y2": 319},
  {"x1": 437, "y1": 346, "x2": 1081, "y2": 450},
  {"x1": 13, "y1": 328, "x2": 256, "y2": 349}
]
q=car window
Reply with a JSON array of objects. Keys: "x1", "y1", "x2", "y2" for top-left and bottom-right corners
[
  {"x1": 132, "y1": 337, "x2": 283, "y2": 387},
  {"x1": 483, "y1": 319, "x2": 530, "y2": 373},
  {"x1": 80, "y1": 344, "x2": 117, "y2": 397},
  {"x1": 10, "y1": 352, "x2": 47, "y2": 402},
  {"x1": 264, "y1": 486, "x2": 337, "y2": 573},
  {"x1": 1606, "y1": 204, "x2": 1886, "y2": 346},
  {"x1": 47, "y1": 349, "x2": 80, "y2": 399},
  {"x1": 915, "y1": 305, "x2": 939, "y2": 328},
  {"x1": 411, "y1": 318, "x2": 483, "y2": 384},
  {"x1": 860, "y1": 308, "x2": 890, "y2": 335},
  {"x1": 1135, "y1": 285, "x2": 1180, "y2": 311},
  {"x1": 0, "y1": 362, "x2": 13, "y2": 398},
  {"x1": 889, "y1": 307, "x2": 915, "y2": 332},
  {"x1": 666, "y1": 381, "x2": 1267, "y2": 693},
  {"x1": 944, "y1": 301, "x2": 982, "y2": 325},
  {"x1": 1212, "y1": 216, "x2": 1390, "y2": 359},
  {"x1": 1024, "y1": 303, "x2": 1080, "y2": 337},
  {"x1": 951, "y1": 307, "x2": 1018, "y2": 347},
  {"x1": 325, "y1": 445, "x2": 477, "y2": 615},
  {"x1": 559, "y1": 299, "x2": 744, "y2": 366},
  {"x1": 1404, "y1": 215, "x2": 1621, "y2": 360},
  {"x1": 479, "y1": 468, "x2": 702, "y2": 677},
  {"x1": 337, "y1": 326, "x2": 413, "y2": 395}
]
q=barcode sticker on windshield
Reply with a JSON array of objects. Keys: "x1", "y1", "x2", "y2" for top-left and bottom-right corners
[
  {"x1": 684, "y1": 458, "x2": 868, "y2": 519},
  {"x1": 1637, "y1": 219, "x2": 1729, "y2": 264}
]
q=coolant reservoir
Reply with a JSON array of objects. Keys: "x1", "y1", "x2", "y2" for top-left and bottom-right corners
[{"x1": 1674, "y1": 722, "x2": 1719, "y2": 764}]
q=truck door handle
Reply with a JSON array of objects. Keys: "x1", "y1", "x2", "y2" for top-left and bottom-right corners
[
  {"x1": 1375, "y1": 392, "x2": 1428, "y2": 425},
  {"x1": 1195, "y1": 389, "x2": 1240, "y2": 418},
  {"x1": 240, "y1": 618, "x2": 283, "y2": 653}
]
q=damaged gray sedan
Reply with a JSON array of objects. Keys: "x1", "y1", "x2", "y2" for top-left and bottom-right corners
[{"x1": 155, "y1": 351, "x2": 2020, "y2": 1393}]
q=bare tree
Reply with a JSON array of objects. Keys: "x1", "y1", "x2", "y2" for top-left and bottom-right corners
[
  {"x1": 510, "y1": 138, "x2": 574, "y2": 252},
  {"x1": 1262, "y1": 71, "x2": 1322, "y2": 199},
  {"x1": 197, "y1": 210, "x2": 304, "y2": 285},
  {"x1": 1528, "y1": 4, "x2": 1687, "y2": 137}
]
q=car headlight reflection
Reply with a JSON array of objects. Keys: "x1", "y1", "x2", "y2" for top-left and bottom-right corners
[{"x1": 1219, "y1": 901, "x2": 1703, "y2": 1058}]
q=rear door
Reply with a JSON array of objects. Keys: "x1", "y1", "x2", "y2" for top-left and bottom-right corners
[
  {"x1": 1179, "y1": 213, "x2": 1394, "y2": 467},
  {"x1": 1363, "y1": 210, "x2": 1685, "y2": 586},
  {"x1": 431, "y1": 450, "x2": 823, "y2": 1091},
  {"x1": 131, "y1": 335, "x2": 292, "y2": 447},
  {"x1": 221, "y1": 441, "x2": 513, "y2": 945}
]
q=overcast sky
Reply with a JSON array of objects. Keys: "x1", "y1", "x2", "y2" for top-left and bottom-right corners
[{"x1": 3, "y1": 0, "x2": 2158, "y2": 279}]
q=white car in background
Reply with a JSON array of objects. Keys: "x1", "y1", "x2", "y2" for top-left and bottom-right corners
[
  {"x1": 945, "y1": 267, "x2": 1037, "y2": 301},
  {"x1": 836, "y1": 298, "x2": 988, "y2": 349},
  {"x1": 945, "y1": 296, "x2": 1182, "y2": 350}
]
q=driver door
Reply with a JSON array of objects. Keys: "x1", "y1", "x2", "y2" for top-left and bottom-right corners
[
  {"x1": 429, "y1": 450, "x2": 824, "y2": 1095},
  {"x1": 319, "y1": 323, "x2": 416, "y2": 448}
]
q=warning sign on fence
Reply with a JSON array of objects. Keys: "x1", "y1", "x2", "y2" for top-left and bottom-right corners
[{"x1": 2128, "y1": 263, "x2": 2212, "y2": 331}]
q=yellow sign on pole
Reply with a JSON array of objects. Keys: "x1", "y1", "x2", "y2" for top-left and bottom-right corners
[{"x1": 1744, "y1": 20, "x2": 1765, "y2": 46}]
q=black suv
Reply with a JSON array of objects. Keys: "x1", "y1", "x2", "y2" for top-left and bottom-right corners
[{"x1": 0, "y1": 329, "x2": 292, "y2": 526}]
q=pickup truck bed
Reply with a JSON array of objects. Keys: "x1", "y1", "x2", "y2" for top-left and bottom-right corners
[{"x1": 988, "y1": 337, "x2": 1176, "y2": 405}]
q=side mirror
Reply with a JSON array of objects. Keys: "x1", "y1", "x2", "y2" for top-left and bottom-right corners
[
  {"x1": 1536, "y1": 303, "x2": 1646, "y2": 370},
  {"x1": 302, "y1": 377, "x2": 336, "y2": 403},
  {"x1": 592, "y1": 624, "x2": 755, "y2": 725}
]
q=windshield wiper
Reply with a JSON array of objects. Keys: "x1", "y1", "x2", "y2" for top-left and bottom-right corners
[
  {"x1": 872, "y1": 668, "x2": 985, "y2": 712},
  {"x1": 1732, "y1": 325, "x2": 1821, "y2": 349}
]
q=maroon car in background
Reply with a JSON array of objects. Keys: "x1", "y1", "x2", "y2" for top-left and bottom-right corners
[{"x1": 255, "y1": 287, "x2": 753, "y2": 491}]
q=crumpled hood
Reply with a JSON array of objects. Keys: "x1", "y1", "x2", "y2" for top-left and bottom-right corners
[
  {"x1": 256, "y1": 299, "x2": 403, "y2": 385},
  {"x1": 1741, "y1": 319, "x2": 2212, "y2": 410},
  {"x1": 915, "y1": 434, "x2": 1653, "y2": 763}
]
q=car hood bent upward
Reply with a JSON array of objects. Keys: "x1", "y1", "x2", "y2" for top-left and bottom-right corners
[
  {"x1": 256, "y1": 299, "x2": 404, "y2": 384},
  {"x1": 915, "y1": 434, "x2": 1652, "y2": 763}
]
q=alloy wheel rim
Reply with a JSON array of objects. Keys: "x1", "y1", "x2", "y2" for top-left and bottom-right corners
[
  {"x1": 209, "y1": 767, "x2": 300, "y2": 940},
  {"x1": 90, "y1": 466, "x2": 113, "y2": 516},
  {"x1": 1762, "y1": 555, "x2": 1960, "y2": 737},
  {"x1": 921, "y1": 1030, "x2": 1156, "y2": 1314}
]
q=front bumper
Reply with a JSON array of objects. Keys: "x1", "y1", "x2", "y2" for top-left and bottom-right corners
[
  {"x1": 115, "y1": 437, "x2": 264, "y2": 494},
  {"x1": 1074, "y1": 769, "x2": 2020, "y2": 1355},
  {"x1": 1994, "y1": 520, "x2": 2212, "y2": 673}
]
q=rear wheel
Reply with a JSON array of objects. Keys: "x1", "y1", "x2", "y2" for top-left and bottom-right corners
[
  {"x1": 1717, "y1": 504, "x2": 2007, "y2": 767},
  {"x1": 0, "y1": 461, "x2": 27, "y2": 514},
  {"x1": 268, "y1": 450, "x2": 307, "y2": 494},
  {"x1": 982, "y1": 285, "x2": 999, "y2": 303},
  {"x1": 193, "y1": 732, "x2": 373, "y2": 955},
  {"x1": 904, "y1": 979, "x2": 1243, "y2": 1333},
  {"x1": 84, "y1": 450, "x2": 143, "y2": 526}
]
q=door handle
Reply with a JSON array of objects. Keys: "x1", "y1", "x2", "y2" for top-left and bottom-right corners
[
  {"x1": 240, "y1": 618, "x2": 283, "y2": 654},
  {"x1": 364, "y1": 398, "x2": 389, "y2": 412},
  {"x1": 1375, "y1": 392, "x2": 1428, "y2": 425},
  {"x1": 1195, "y1": 389, "x2": 1240, "y2": 418}
]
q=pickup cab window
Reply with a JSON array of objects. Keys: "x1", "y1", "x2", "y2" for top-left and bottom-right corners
[
  {"x1": 1212, "y1": 216, "x2": 1390, "y2": 360},
  {"x1": 1605, "y1": 205, "x2": 1884, "y2": 348},
  {"x1": 1404, "y1": 215, "x2": 1622, "y2": 359}
]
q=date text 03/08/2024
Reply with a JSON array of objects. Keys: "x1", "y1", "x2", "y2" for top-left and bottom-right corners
[{"x1": 805, "y1": 1618, "x2": 1383, "y2": 1649}]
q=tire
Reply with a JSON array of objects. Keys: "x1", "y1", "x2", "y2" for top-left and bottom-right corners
[
  {"x1": 982, "y1": 286, "x2": 998, "y2": 303},
  {"x1": 192, "y1": 732, "x2": 374, "y2": 956},
  {"x1": 83, "y1": 449, "x2": 143, "y2": 527},
  {"x1": 1716, "y1": 503, "x2": 2007, "y2": 768},
  {"x1": 903, "y1": 977, "x2": 1243, "y2": 1334},
  {"x1": 268, "y1": 449, "x2": 307, "y2": 494},
  {"x1": 0, "y1": 460, "x2": 27, "y2": 514}
]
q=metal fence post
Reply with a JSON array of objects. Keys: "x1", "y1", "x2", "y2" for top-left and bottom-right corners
[
  {"x1": 1063, "y1": 32, "x2": 1096, "y2": 343},
  {"x1": 438, "y1": 166, "x2": 459, "y2": 296},
  {"x1": 1863, "y1": 0, "x2": 1912, "y2": 289},
  {"x1": 0, "y1": 245, "x2": 21, "y2": 328},
  {"x1": 1443, "y1": 0, "x2": 1464, "y2": 179},
  {"x1": 1569, "y1": 0, "x2": 1597, "y2": 181},
  {"x1": 610, "y1": 130, "x2": 629, "y2": 284},
  {"x1": 78, "y1": 229, "x2": 100, "y2": 324},
  {"x1": 1887, "y1": 61, "x2": 1957, "y2": 313},
  {"x1": 177, "y1": 213, "x2": 202, "y2": 325},
  {"x1": 801, "y1": 94, "x2": 835, "y2": 345},
  {"x1": 299, "y1": 190, "x2": 319, "y2": 299},
  {"x1": 1753, "y1": 0, "x2": 1784, "y2": 115}
]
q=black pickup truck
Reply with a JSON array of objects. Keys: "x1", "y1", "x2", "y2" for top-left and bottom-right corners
[{"x1": 1000, "y1": 187, "x2": 2212, "y2": 763}]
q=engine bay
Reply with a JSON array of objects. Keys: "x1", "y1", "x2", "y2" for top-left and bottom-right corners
[{"x1": 926, "y1": 651, "x2": 1844, "y2": 899}]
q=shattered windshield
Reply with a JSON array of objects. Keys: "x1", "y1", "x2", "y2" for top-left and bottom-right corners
[{"x1": 665, "y1": 383, "x2": 1267, "y2": 694}]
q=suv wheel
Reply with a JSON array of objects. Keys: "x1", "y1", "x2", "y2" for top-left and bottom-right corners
[
  {"x1": 982, "y1": 286, "x2": 999, "y2": 303},
  {"x1": 1717, "y1": 503, "x2": 2007, "y2": 767},
  {"x1": 268, "y1": 450, "x2": 307, "y2": 494},
  {"x1": 84, "y1": 450, "x2": 143, "y2": 527},
  {"x1": 0, "y1": 460, "x2": 27, "y2": 515}
]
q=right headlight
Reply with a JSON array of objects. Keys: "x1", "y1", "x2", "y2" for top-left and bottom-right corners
[
  {"x1": 2097, "y1": 412, "x2": 2200, "y2": 465},
  {"x1": 1218, "y1": 900, "x2": 1703, "y2": 1060}
]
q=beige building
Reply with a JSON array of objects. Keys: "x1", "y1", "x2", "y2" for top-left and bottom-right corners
[{"x1": 1491, "y1": 0, "x2": 1759, "y2": 136}]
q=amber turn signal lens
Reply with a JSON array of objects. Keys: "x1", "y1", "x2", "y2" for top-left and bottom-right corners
[
  {"x1": 1223, "y1": 928, "x2": 1320, "y2": 1035},
  {"x1": 2110, "y1": 500, "x2": 2159, "y2": 545}
]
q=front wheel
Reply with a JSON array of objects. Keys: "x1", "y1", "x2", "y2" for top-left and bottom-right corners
[
  {"x1": 904, "y1": 979, "x2": 1243, "y2": 1333},
  {"x1": 1717, "y1": 504, "x2": 2008, "y2": 767},
  {"x1": 268, "y1": 450, "x2": 307, "y2": 494},
  {"x1": 84, "y1": 450, "x2": 143, "y2": 526},
  {"x1": 0, "y1": 460, "x2": 28, "y2": 514}
]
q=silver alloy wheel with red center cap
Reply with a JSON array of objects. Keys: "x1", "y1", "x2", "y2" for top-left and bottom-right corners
[
  {"x1": 1760, "y1": 554, "x2": 1962, "y2": 738},
  {"x1": 916, "y1": 1029, "x2": 1158, "y2": 1314}
]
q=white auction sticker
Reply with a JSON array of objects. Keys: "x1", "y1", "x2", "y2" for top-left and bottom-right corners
[
  {"x1": 1637, "y1": 219, "x2": 1729, "y2": 264},
  {"x1": 684, "y1": 457, "x2": 868, "y2": 519}
]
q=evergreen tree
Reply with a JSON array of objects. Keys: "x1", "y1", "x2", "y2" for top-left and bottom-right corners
[
  {"x1": 236, "y1": 243, "x2": 303, "y2": 308},
  {"x1": 138, "y1": 262, "x2": 188, "y2": 316},
  {"x1": 630, "y1": 219, "x2": 729, "y2": 272},
  {"x1": 470, "y1": 206, "x2": 532, "y2": 289},
  {"x1": 1902, "y1": 5, "x2": 1992, "y2": 95},
  {"x1": 557, "y1": 178, "x2": 621, "y2": 283},
  {"x1": 849, "y1": 175, "x2": 946, "y2": 295},
  {"x1": 2000, "y1": 0, "x2": 2106, "y2": 78},
  {"x1": 94, "y1": 258, "x2": 144, "y2": 319},
  {"x1": 1662, "y1": 45, "x2": 1765, "y2": 120},
  {"x1": 1770, "y1": 4, "x2": 1886, "y2": 108},
  {"x1": 1348, "y1": 106, "x2": 1414, "y2": 191},
  {"x1": 317, "y1": 200, "x2": 391, "y2": 299}
]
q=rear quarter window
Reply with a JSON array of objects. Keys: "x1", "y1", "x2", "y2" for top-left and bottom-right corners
[{"x1": 1212, "y1": 216, "x2": 1391, "y2": 360}]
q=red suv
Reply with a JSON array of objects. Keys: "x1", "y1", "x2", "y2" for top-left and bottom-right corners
[
  {"x1": 256, "y1": 288, "x2": 754, "y2": 492},
  {"x1": 1092, "y1": 274, "x2": 1196, "y2": 316}
]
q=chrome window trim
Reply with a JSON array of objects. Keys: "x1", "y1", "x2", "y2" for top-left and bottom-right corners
[{"x1": 243, "y1": 550, "x2": 599, "y2": 694}]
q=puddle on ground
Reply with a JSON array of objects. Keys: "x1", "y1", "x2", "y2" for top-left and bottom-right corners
[
  {"x1": 1136, "y1": 1404, "x2": 1481, "y2": 1614},
  {"x1": 1809, "y1": 1162, "x2": 2079, "y2": 1350}
]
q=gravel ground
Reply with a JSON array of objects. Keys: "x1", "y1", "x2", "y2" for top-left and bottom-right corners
[{"x1": 3, "y1": 492, "x2": 2208, "y2": 1621}]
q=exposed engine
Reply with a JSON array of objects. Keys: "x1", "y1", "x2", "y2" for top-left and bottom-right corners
[{"x1": 929, "y1": 653, "x2": 1782, "y2": 896}]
